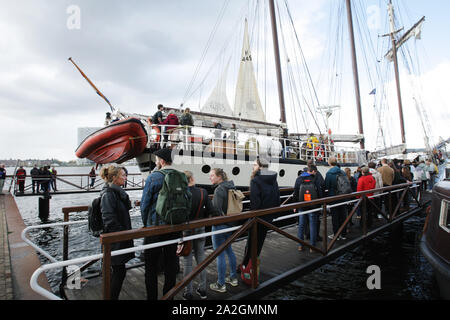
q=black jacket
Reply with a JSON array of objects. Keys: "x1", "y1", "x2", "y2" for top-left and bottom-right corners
[
  {"x1": 250, "y1": 170, "x2": 280, "y2": 221},
  {"x1": 188, "y1": 186, "x2": 219, "y2": 220},
  {"x1": 101, "y1": 184, "x2": 134, "y2": 265},
  {"x1": 293, "y1": 172, "x2": 325, "y2": 202}
]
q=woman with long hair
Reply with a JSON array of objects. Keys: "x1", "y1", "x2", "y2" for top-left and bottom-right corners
[
  {"x1": 99, "y1": 164, "x2": 134, "y2": 300},
  {"x1": 208, "y1": 168, "x2": 238, "y2": 293}
]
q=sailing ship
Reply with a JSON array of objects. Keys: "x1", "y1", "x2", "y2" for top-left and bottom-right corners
[{"x1": 72, "y1": 0, "x2": 434, "y2": 188}]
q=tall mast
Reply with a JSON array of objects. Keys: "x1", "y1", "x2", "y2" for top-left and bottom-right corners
[
  {"x1": 345, "y1": 0, "x2": 365, "y2": 150},
  {"x1": 268, "y1": 0, "x2": 287, "y2": 124},
  {"x1": 388, "y1": 1, "x2": 407, "y2": 145}
]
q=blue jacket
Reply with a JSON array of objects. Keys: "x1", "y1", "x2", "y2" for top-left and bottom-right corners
[
  {"x1": 325, "y1": 166, "x2": 345, "y2": 197},
  {"x1": 140, "y1": 170, "x2": 165, "y2": 227}
]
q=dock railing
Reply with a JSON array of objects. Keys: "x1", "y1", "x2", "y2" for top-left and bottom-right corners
[
  {"x1": 8, "y1": 172, "x2": 144, "y2": 196},
  {"x1": 27, "y1": 182, "x2": 423, "y2": 300}
]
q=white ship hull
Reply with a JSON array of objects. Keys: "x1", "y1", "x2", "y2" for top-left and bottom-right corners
[{"x1": 136, "y1": 150, "x2": 358, "y2": 188}]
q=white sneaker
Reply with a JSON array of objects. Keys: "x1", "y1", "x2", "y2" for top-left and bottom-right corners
[
  {"x1": 225, "y1": 276, "x2": 238, "y2": 287},
  {"x1": 209, "y1": 282, "x2": 226, "y2": 293}
]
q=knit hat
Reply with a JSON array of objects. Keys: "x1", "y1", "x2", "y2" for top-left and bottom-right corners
[{"x1": 153, "y1": 148, "x2": 173, "y2": 163}]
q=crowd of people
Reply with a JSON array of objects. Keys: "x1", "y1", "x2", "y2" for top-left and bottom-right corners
[
  {"x1": 97, "y1": 146, "x2": 446, "y2": 300},
  {"x1": 0, "y1": 164, "x2": 58, "y2": 195}
]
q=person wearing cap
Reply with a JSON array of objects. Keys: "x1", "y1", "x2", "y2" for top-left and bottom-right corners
[{"x1": 140, "y1": 148, "x2": 181, "y2": 300}]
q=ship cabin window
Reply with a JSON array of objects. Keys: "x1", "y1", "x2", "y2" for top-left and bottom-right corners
[
  {"x1": 202, "y1": 165, "x2": 211, "y2": 174},
  {"x1": 439, "y1": 199, "x2": 450, "y2": 233},
  {"x1": 232, "y1": 167, "x2": 240, "y2": 176},
  {"x1": 279, "y1": 169, "x2": 285, "y2": 177}
]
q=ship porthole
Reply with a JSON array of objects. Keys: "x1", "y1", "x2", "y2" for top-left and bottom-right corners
[
  {"x1": 202, "y1": 165, "x2": 211, "y2": 174},
  {"x1": 232, "y1": 167, "x2": 240, "y2": 176},
  {"x1": 279, "y1": 169, "x2": 285, "y2": 177}
]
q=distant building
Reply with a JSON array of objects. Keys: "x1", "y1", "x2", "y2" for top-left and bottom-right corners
[{"x1": 76, "y1": 127, "x2": 101, "y2": 165}]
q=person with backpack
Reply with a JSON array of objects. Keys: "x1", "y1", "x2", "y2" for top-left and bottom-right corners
[
  {"x1": 99, "y1": 164, "x2": 134, "y2": 300},
  {"x1": 208, "y1": 168, "x2": 238, "y2": 293},
  {"x1": 140, "y1": 147, "x2": 189, "y2": 300},
  {"x1": 294, "y1": 164, "x2": 324, "y2": 252},
  {"x1": 325, "y1": 157, "x2": 351, "y2": 240},
  {"x1": 181, "y1": 171, "x2": 219, "y2": 300},
  {"x1": 239, "y1": 157, "x2": 280, "y2": 277}
]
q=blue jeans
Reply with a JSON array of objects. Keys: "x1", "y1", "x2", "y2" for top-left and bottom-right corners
[
  {"x1": 212, "y1": 224, "x2": 237, "y2": 286},
  {"x1": 298, "y1": 212, "x2": 318, "y2": 247},
  {"x1": 183, "y1": 227, "x2": 206, "y2": 295}
]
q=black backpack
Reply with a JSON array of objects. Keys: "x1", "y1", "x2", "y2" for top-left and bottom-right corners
[
  {"x1": 88, "y1": 196, "x2": 103, "y2": 237},
  {"x1": 298, "y1": 175, "x2": 318, "y2": 202},
  {"x1": 336, "y1": 172, "x2": 353, "y2": 195}
]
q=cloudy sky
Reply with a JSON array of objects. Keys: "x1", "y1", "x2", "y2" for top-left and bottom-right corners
[{"x1": 0, "y1": 0, "x2": 448, "y2": 161}]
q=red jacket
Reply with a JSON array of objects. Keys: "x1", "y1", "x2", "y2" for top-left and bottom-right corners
[
  {"x1": 16, "y1": 168, "x2": 26, "y2": 182},
  {"x1": 357, "y1": 173, "x2": 376, "y2": 197},
  {"x1": 160, "y1": 113, "x2": 179, "y2": 131}
]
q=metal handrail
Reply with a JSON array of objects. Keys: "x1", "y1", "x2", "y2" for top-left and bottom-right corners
[{"x1": 146, "y1": 124, "x2": 364, "y2": 163}]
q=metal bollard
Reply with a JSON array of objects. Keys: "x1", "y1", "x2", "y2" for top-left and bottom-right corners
[{"x1": 38, "y1": 193, "x2": 51, "y2": 222}]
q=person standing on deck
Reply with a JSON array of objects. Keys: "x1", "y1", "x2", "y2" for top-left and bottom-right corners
[
  {"x1": 15, "y1": 166, "x2": 26, "y2": 194},
  {"x1": 30, "y1": 164, "x2": 40, "y2": 194},
  {"x1": 377, "y1": 158, "x2": 394, "y2": 214},
  {"x1": 325, "y1": 157, "x2": 348, "y2": 240},
  {"x1": 0, "y1": 164, "x2": 6, "y2": 194},
  {"x1": 89, "y1": 167, "x2": 96, "y2": 188},
  {"x1": 368, "y1": 162, "x2": 383, "y2": 219},
  {"x1": 294, "y1": 164, "x2": 324, "y2": 252},
  {"x1": 99, "y1": 165, "x2": 134, "y2": 300},
  {"x1": 160, "y1": 110, "x2": 179, "y2": 148},
  {"x1": 140, "y1": 148, "x2": 181, "y2": 300},
  {"x1": 240, "y1": 157, "x2": 280, "y2": 271},
  {"x1": 208, "y1": 168, "x2": 238, "y2": 293},
  {"x1": 425, "y1": 159, "x2": 438, "y2": 192},
  {"x1": 356, "y1": 167, "x2": 376, "y2": 228},
  {"x1": 51, "y1": 166, "x2": 57, "y2": 191},
  {"x1": 181, "y1": 171, "x2": 219, "y2": 300}
]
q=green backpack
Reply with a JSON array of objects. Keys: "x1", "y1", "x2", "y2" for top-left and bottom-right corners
[{"x1": 155, "y1": 169, "x2": 192, "y2": 224}]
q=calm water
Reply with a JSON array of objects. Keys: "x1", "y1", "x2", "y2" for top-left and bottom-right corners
[{"x1": 12, "y1": 166, "x2": 441, "y2": 299}]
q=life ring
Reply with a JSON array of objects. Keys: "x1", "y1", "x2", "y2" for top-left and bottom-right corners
[
  {"x1": 314, "y1": 145, "x2": 325, "y2": 161},
  {"x1": 244, "y1": 138, "x2": 260, "y2": 156}
]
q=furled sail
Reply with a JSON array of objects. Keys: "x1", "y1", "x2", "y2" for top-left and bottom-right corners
[
  {"x1": 233, "y1": 19, "x2": 266, "y2": 122},
  {"x1": 200, "y1": 62, "x2": 233, "y2": 116}
]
